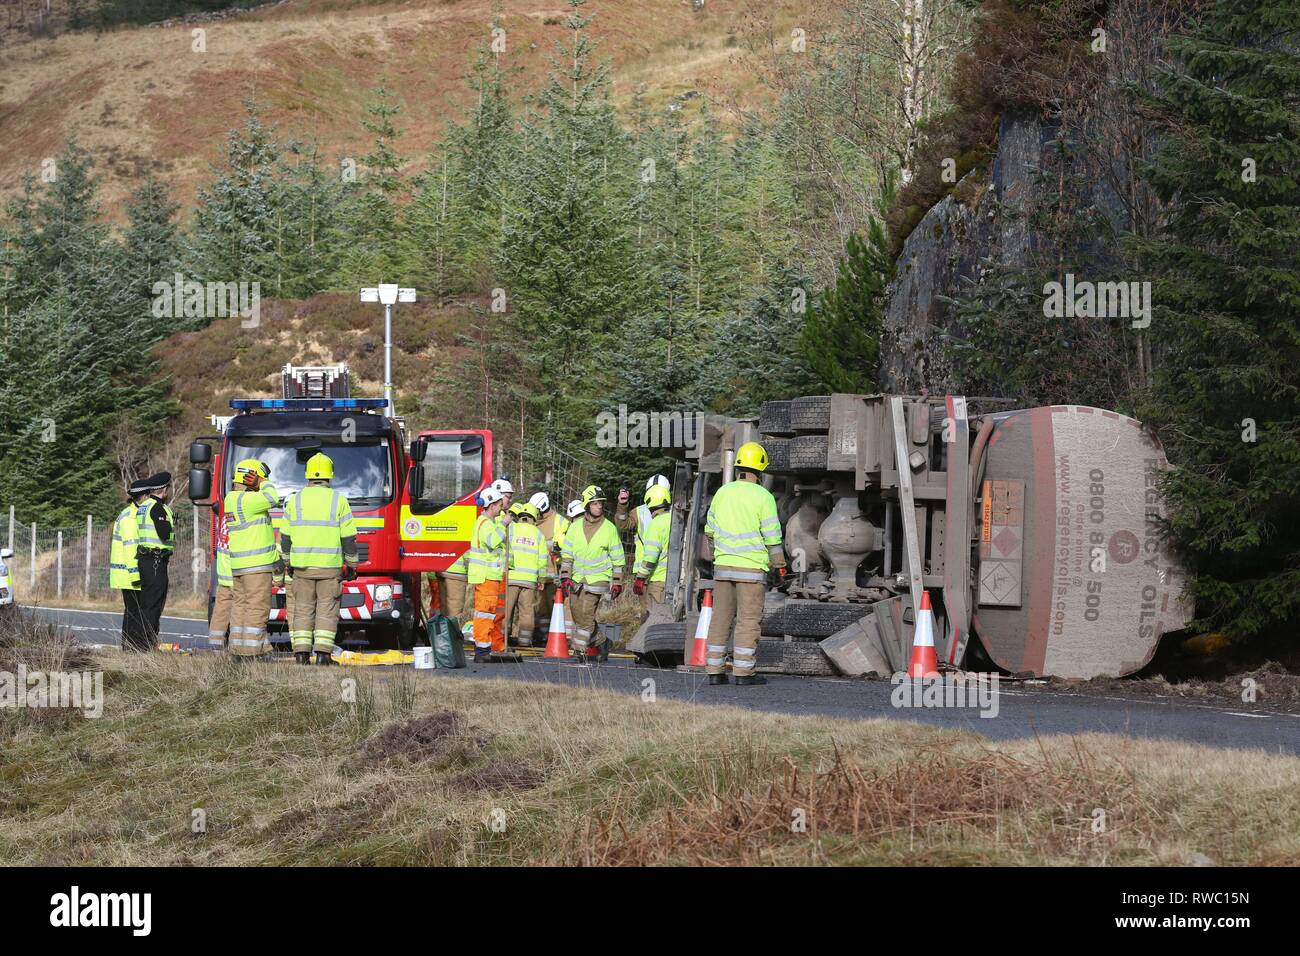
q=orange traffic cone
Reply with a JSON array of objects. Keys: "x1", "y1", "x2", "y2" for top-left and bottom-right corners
[
  {"x1": 688, "y1": 589, "x2": 713, "y2": 668},
  {"x1": 907, "y1": 590, "x2": 941, "y2": 679},
  {"x1": 544, "y1": 587, "x2": 570, "y2": 660}
]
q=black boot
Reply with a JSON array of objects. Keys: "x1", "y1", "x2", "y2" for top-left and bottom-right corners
[
  {"x1": 597, "y1": 641, "x2": 611, "y2": 663},
  {"x1": 708, "y1": 674, "x2": 729, "y2": 685},
  {"x1": 315, "y1": 651, "x2": 337, "y2": 666},
  {"x1": 474, "y1": 648, "x2": 491, "y2": 663},
  {"x1": 734, "y1": 674, "x2": 767, "y2": 686},
  {"x1": 295, "y1": 652, "x2": 311, "y2": 665},
  {"x1": 574, "y1": 648, "x2": 589, "y2": 665}
]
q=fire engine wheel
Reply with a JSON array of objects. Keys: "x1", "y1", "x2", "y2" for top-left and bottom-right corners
[
  {"x1": 789, "y1": 395, "x2": 832, "y2": 433},
  {"x1": 758, "y1": 400, "x2": 793, "y2": 436}
]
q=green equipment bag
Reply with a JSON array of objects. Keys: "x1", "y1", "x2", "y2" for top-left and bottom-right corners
[{"x1": 427, "y1": 614, "x2": 466, "y2": 669}]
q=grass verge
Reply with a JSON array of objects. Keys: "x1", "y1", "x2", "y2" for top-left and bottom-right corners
[{"x1": 1, "y1": 645, "x2": 1298, "y2": 866}]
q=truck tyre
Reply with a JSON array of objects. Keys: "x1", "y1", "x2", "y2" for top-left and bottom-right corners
[
  {"x1": 789, "y1": 395, "x2": 832, "y2": 433},
  {"x1": 759, "y1": 401, "x2": 793, "y2": 436},
  {"x1": 764, "y1": 438, "x2": 791, "y2": 472},
  {"x1": 756, "y1": 638, "x2": 785, "y2": 672},
  {"x1": 789, "y1": 435, "x2": 830, "y2": 472},
  {"x1": 637, "y1": 622, "x2": 687, "y2": 666},
  {"x1": 782, "y1": 640, "x2": 838, "y2": 676},
  {"x1": 777, "y1": 599, "x2": 872, "y2": 638},
  {"x1": 759, "y1": 604, "x2": 786, "y2": 636}
]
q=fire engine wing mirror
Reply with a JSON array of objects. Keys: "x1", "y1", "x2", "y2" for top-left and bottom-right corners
[
  {"x1": 410, "y1": 440, "x2": 427, "y2": 463},
  {"x1": 189, "y1": 468, "x2": 212, "y2": 503},
  {"x1": 190, "y1": 441, "x2": 211, "y2": 465},
  {"x1": 408, "y1": 466, "x2": 425, "y2": 500},
  {"x1": 460, "y1": 435, "x2": 484, "y2": 455}
]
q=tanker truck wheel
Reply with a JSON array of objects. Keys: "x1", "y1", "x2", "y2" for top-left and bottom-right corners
[
  {"x1": 759, "y1": 400, "x2": 793, "y2": 436},
  {"x1": 789, "y1": 395, "x2": 831, "y2": 433}
]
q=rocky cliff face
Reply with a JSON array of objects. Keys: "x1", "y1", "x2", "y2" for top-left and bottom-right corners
[{"x1": 880, "y1": 110, "x2": 1060, "y2": 394}]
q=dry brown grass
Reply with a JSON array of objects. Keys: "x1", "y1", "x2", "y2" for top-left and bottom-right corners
[
  {"x1": 2, "y1": 647, "x2": 1298, "y2": 866},
  {"x1": 0, "y1": 0, "x2": 806, "y2": 219}
]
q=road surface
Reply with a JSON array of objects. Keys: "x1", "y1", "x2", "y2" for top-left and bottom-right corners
[{"x1": 33, "y1": 605, "x2": 1300, "y2": 755}]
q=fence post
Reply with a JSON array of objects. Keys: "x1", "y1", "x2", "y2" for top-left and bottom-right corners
[
  {"x1": 30, "y1": 522, "x2": 36, "y2": 589},
  {"x1": 7, "y1": 504, "x2": 12, "y2": 555},
  {"x1": 57, "y1": 530, "x2": 63, "y2": 598},
  {"x1": 85, "y1": 515, "x2": 93, "y2": 596}
]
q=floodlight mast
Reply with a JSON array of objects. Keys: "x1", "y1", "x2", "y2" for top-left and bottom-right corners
[{"x1": 359, "y1": 285, "x2": 417, "y2": 419}]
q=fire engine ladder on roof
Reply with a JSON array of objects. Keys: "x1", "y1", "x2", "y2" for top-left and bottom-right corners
[{"x1": 282, "y1": 364, "x2": 351, "y2": 400}]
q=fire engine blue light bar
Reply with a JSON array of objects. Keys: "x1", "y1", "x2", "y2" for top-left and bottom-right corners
[{"x1": 230, "y1": 398, "x2": 389, "y2": 411}]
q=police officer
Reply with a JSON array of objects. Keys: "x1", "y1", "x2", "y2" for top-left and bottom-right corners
[
  {"x1": 110, "y1": 487, "x2": 145, "y2": 650},
  {"x1": 131, "y1": 472, "x2": 174, "y2": 649},
  {"x1": 280, "y1": 453, "x2": 358, "y2": 665},
  {"x1": 702, "y1": 442, "x2": 785, "y2": 686}
]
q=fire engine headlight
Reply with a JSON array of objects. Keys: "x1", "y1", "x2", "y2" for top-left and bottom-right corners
[
  {"x1": 0, "y1": 587, "x2": 9, "y2": 600},
  {"x1": 373, "y1": 585, "x2": 393, "y2": 602}
]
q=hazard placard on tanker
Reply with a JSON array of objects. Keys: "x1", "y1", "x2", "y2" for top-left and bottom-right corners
[{"x1": 973, "y1": 405, "x2": 1191, "y2": 679}]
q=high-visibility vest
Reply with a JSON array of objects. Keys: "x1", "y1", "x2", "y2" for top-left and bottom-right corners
[
  {"x1": 136, "y1": 497, "x2": 175, "y2": 551},
  {"x1": 282, "y1": 484, "x2": 357, "y2": 569},
  {"x1": 223, "y1": 482, "x2": 281, "y2": 574},
  {"x1": 705, "y1": 479, "x2": 783, "y2": 581},
  {"x1": 467, "y1": 513, "x2": 506, "y2": 584},
  {"x1": 561, "y1": 517, "x2": 624, "y2": 592},
  {"x1": 635, "y1": 510, "x2": 671, "y2": 583},
  {"x1": 443, "y1": 549, "x2": 468, "y2": 579},
  {"x1": 215, "y1": 515, "x2": 232, "y2": 587},
  {"x1": 109, "y1": 503, "x2": 141, "y2": 590},
  {"x1": 507, "y1": 522, "x2": 548, "y2": 586}
]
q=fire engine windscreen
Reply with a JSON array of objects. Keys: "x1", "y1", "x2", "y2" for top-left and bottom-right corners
[{"x1": 225, "y1": 439, "x2": 392, "y2": 507}]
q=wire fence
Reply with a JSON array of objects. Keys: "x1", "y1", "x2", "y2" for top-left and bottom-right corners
[{"x1": 2, "y1": 502, "x2": 212, "y2": 611}]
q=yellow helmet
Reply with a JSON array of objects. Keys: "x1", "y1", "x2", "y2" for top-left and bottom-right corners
[
  {"x1": 305, "y1": 452, "x2": 334, "y2": 480},
  {"x1": 734, "y1": 441, "x2": 769, "y2": 473},
  {"x1": 580, "y1": 484, "x2": 606, "y2": 507},
  {"x1": 507, "y1": 501, "x2": 525, "y2": 516},
  {"x1": 522, "y1": 503, "x2": 541, "y2": 521},
  {"x1": 645, "y1": 485, "x2": 671, "y2": 509},
  {"x1": 234, "y1": 458, "x2": 269, "y2": 484}
]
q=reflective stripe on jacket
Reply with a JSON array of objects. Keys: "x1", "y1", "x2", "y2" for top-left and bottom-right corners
[
  {"x1": 560, "y1": 517, "x2": 624, "y2": 592},
  {"x1": 467, "y1": 513, "x2": 506, "y2": 584},
  {"x1": 109, "y1": 504, "x2": 141, "y2": 591},
  {"x1": 705, "y1": 479, "x2": 783, "y2": 575},
  {"x1": 635, "y1": 511, "x2": 671, "y2": 583},
  {"x1": 281, "y1": 484, "x2": 358, "y2": 569},
  {"x1": 136, "y1": 498, "x2": 175, "y2": 551},
  {"x1": 223, "y1": 483, "x2": 281, "y2": 574},
  {"x1": 507, "y1": 523, "x2": 548, "y2": 586}
]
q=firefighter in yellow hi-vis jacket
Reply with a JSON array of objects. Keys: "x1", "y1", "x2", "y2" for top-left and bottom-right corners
[
  {"x1": 559, "y1": 485, "x2": 624, "y2": 664},
  {"x1": 279, "y1": 453, "x2": 359, "y2": 665},
  {"x1": 505, "y1": 502, "x2": 548, "y2": 646}
]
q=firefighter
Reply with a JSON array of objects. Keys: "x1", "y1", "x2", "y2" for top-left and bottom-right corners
[
  {"x1": 223, "y1": 459, "x2": 281, "y2": 659},
  {"x1": 467, "y1": 485, "x2": 508, "y2": 662},
  {"x1": 702, "y1": 442, "x2": 785, "y2": 686},
  {"x1": 131, "y1": 472, "x2": 174, "y2": 649},
  {"x1": 531, "y1": 492, "x2": 559, "y2": 624},
  {"x1": 207, "y1": 515, "x2": 233, "y2": 651},
  {"x1": 110, "y1": 488, "x2": 145, "y2": 650},
  {"x1": 280, "y1": 453, "x2": 359, "y2": 665},
  {"x1": 559, "y1": 485, "x2": 624, "y2": 663},
  {"x1": 492, "y1": 477, "x2": 514, "y2": 511},
  {"x1": 633, "y1": 484, "x2": 672, "y2": 614},
  {"x1": 613, "y1": 473, "x2": 670, "y2": 540},
  {"x1": 505, "y1": 503, "x2": 547, "y2": 646},
  {"x1": 431, "y1": 548, "x2": 470, "y2": 626}
]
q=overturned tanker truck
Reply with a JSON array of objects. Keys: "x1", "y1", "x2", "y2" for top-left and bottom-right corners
[{"x1": 629, "y1": 394, "x2": 1192, "y2": 680}]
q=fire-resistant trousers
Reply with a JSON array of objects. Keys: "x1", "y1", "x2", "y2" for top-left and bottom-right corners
[
  {"x1": 229, "y1": 571, "x2": 273, "y2": 656},
  {"x1": 208, "y1": 584, "x2": 232, "y2": 650},
  {"x1": 705, "y1": 579, "x2": 765, "y2": 677},
  {"x1": 290, "y1": 567, "x2": 343, "y2": 654},
  {"x1": 472, "y1": 579, "x2": 506, "y2": 653}
]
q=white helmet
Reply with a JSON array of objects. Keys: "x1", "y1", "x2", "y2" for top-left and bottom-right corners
[
  {"x1": 566, "y1": 498, "x2": 583, "y2": 519},
  {"x1": 645, "y1": 473, "x2": 670, "y2": 492},
  {"x1": 530, "y1": 491, "x2": 551, "y2": 513},
  {"x1": 492, "y1": 478, "x2": 514, "y2": 496},
  {"x1": 481, "y1": 487, "x2": 504, "y2": 506}
]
